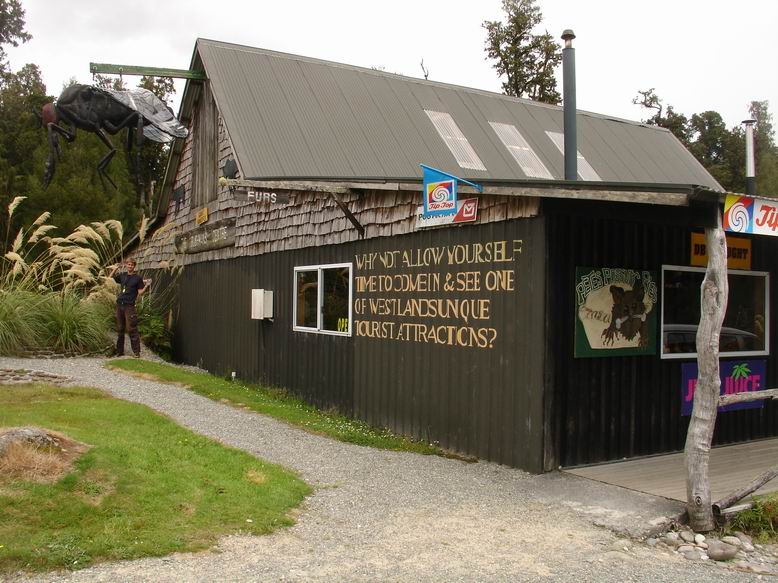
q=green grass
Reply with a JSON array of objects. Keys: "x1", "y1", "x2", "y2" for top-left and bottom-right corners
[
  {"x1": 107, "y1": 359, "x2": 443, "y2": 456},
  {"x1": 0, "y1": 384, "x2": 310, "y2": 574},
  {"x1": 728, "y1": 493, "x2": 778, "y2": 543}
]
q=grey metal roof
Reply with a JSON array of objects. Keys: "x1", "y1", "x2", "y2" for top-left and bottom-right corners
[{"x1": 196, "y1": 39, "x2": 723, "y2": 191}]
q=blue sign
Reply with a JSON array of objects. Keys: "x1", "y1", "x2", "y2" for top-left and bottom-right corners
[
  {"x1": 421, "y1": 164, "x2": 482, "y2": 218},
  {"x1": 681, "y1": 360, "x2": 766, "y2": 416}
]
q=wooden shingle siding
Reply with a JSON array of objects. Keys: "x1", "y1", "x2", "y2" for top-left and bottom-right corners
[{"x1": 133, "y1": 114, "x2": 540, "y2": 270}]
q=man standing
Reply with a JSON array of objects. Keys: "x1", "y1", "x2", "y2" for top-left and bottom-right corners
[{"x1": 108, "y1": 259, "x2": 148, "y2": 358}]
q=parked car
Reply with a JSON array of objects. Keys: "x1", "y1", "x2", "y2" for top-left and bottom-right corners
[{"x1": 663, "y1": 324, "x2": 759, "y2": 355}]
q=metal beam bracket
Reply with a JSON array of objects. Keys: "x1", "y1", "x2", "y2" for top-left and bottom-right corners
[{"x1": 89, "y1": 63, "x2": 207, "y2": 80}]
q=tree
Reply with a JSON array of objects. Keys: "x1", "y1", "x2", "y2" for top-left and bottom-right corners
[
  {"x1": 0, "y1": 0, "x2": 31, "y2": 74},
  {"x1": 483, "y1": 0, "x2": 561, "y2": 104},
  {"x1": 632, "y1": 88, "x2": 691, "y2": 146},
  {"x1": 633, "y1": 90, "x2": 778, "y2": 196},
  {"x1": 749, "y1": 101, "x2": 778, "y2": 196}
]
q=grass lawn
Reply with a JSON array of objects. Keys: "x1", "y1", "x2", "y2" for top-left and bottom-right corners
[
  {"x1": 107, "y1": 359, "x2": 443, "y2": 456},
  {"x1": 0, "y1": 384, "x2": 310, "y2": 574}
]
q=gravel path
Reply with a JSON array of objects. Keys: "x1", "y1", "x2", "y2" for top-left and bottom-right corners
[{"x1": 1, "y1": 357, "x2": 764, "y2": 582}]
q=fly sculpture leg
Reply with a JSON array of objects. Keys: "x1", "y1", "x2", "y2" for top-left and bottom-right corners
[
  {"x1": 43, "y1": 122, "x2": 76, "y2": 189},
  {"x1": 96, "y1": 111, "x2": 141, "y2": 190},
  {"x1": 93, "y1": 128, "x2": 119, "y2": 190}
]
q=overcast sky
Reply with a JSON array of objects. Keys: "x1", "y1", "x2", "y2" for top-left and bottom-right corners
[{"x1": 7, "y1": 0, "x2": 776, "y2": 129}]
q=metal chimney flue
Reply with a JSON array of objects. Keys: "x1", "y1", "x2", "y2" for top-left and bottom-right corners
[
  {"x1": 562, "y1": 29, "x2": 577, "y2": 181},
  {"x1": 743, "y1": 118, "x2": 756, "y2": 195}
]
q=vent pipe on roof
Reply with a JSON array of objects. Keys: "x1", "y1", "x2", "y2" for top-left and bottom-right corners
[
  {"x1": 562, "y1": 29, "x2": 577, "y2": 181},
  {"x1": 743, "y1": 118, "x2": 757, "y2": 195}
]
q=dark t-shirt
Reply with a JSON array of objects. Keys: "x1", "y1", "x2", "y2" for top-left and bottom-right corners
[{"x1": 114, "y1": 273, "x2": 145, "y2": 305}]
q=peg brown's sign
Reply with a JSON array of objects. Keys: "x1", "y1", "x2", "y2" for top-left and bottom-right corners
[
  {"x1": 175, "y1": 218, "x2": 236, "y2": 254},
  {"x1": 690, "y1": 232, "x2": 751, "y2": 270},
  {"x1": 232, "y1": 188, "x2": 290, "y2": 205}
]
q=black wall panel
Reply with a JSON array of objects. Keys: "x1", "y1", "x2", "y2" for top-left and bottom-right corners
[
  {"x1": 172, "y1": 217, "x2": 547, "y2": 472},
  {"x1": 545, "y1": 199, "x2": 778, "y2": 468}
]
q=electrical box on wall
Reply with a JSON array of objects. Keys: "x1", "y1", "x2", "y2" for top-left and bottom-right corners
[{"x1": 251, "y1": 289, "x2": 274, "y2": 320}]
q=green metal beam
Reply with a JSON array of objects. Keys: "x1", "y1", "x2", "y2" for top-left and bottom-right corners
[{"x1": 89, "y1": 63, "x2": 207, "y2": 80}]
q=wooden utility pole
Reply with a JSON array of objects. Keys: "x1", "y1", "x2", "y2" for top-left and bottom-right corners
[{"x1": 685, "y1": 208, "x2": 728, "y2": 531}]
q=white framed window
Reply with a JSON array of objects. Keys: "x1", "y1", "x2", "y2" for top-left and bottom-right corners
[
  {"x1": 293, "y1": 263, "x2": 352, "y2": 336},
  {"x1": 661, "y1": 265, "x2": 769, "y2": 359}
]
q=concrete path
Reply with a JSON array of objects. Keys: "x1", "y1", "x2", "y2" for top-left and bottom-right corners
[{"x1": 0, "y1": 357, "x2": 762, "y2": 582}]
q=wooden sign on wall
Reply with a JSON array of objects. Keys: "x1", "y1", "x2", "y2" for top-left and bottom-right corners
[
  {"x1": 174, "y1": 218, "x2": 236, "y2": 254},
  {"x1": 232, "y1": 188, "x2": 290, "y2": 205},
  {"x1": 690, "y1": 232, "x2": 751, "y2": 270}
]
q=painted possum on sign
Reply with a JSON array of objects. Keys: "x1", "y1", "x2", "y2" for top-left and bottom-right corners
[{"x1": 601, "y1": 280, "x2": 649, "y2": 348}]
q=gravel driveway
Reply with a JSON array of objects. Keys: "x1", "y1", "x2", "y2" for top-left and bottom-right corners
[{"x1": 1, "y1": 357, "x2": 764, "y2": 582}]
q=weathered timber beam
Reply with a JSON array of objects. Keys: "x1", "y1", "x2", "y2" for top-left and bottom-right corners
[
  {"x1": 719, "y1": 388, "x2": 778, "y2": 407},
  {"x1": 329, "y1": 191, "x2": 364, "y2": 238},
  {"x1": 221, "y1": 178, "x2": 350, "y2": 195},
  {"x1": 89, "y1": 63, "x2": 207, "y2": 80},
  {"x1": 713, "y1": 464, "x2": 778, "y2": 514},
  {"x1": 718, "y1": 502, "x2": 753, "y2": 518},
  {"x1": 237, "y1": 179, "x2": 690, "y2": 206}
]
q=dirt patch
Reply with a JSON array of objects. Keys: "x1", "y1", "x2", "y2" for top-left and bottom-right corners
[
  {"x1": 245, "y1": 468, "x2": 267, "y2": 485},
  {"x1": 76, "y1": 468, "x2": 117, "y2": 505},
  {"x1": 0, "y1": 427, "x2": 90, "y2": 484}
]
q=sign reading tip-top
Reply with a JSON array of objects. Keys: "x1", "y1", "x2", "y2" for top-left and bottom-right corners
[
  {"x1": 725, "y1": 194, "x2": 778, "y2": 236},
  {"x1": 420, "y1": 164, "x2": 482, "y2": 220}
]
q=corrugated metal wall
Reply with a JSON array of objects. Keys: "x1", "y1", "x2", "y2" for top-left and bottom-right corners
[
  {"x1": 173, "y1": 218, "x2": 547, "y2": 471},
  {"x1": 544, "y1": 199, "x2": 778, "y2": 469}
]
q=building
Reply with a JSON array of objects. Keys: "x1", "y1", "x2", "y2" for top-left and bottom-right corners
[{"x1": 131, "y1": 39, "x2": 776, "y2": 473}]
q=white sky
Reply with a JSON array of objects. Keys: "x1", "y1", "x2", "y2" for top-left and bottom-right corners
[{"x1": 7, "y1": 0, "x2": 777, "y2": 130}]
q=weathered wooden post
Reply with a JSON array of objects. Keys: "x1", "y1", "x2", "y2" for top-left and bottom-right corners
[{"x1": 685, "y1": 207, "x2": 728, "y2": 532}]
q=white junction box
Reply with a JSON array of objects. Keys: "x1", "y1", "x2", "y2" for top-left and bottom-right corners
[{"x1": 251, "y1": 289, "x2": 274, "y2": 320}]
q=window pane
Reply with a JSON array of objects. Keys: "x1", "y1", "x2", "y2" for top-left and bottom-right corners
[
  {"x1": 663, "y1": 268, "x2": 767, "y2": 355},
  {"x1": 321, "y1": 266, "x2": 350, "y2": 332},
  {"x1": 296, "y1": 270, "x2": 318, "y2": 328}
]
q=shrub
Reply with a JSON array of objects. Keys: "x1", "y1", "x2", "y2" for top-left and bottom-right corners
[
  {"x1": 136, "y1": 294, "x2": 173, "y2": 360},
  {"x1": 0, "y1": 290, "x2": 46, "y2": 354},
  {"x1": 730, "y1": 494, "x2": 778, "y2": 542},
  {"x1": 37, "y1": 292, "x2": 113, "y2": 354}
]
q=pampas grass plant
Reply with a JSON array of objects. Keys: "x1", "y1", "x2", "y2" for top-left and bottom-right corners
[{"x1": 0, "y1": 197, "x2": 127, "y2": 355}]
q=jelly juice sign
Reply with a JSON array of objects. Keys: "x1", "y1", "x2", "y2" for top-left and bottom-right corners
[{"x1": 681, "y1": 360, "x2": 766, "y2": 416}]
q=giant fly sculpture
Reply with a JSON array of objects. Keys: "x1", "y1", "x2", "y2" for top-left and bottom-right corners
[{"x1": 42, "y1": 84, "x2": 188, "y2": 189}]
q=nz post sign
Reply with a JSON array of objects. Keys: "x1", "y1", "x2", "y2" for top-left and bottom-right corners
[
  {"x1": 681, "y1": 360, "x2": 766, "y2": 416},
  {"x1": 725, "y1": 194, "x2": 778, "y2": 237},
  {"x1": 421, "y1": 164, "x2": 482, "y2": 219}
]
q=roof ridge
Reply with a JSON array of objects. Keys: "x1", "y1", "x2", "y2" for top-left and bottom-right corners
[{"x1": 195, "y1": 38, "x2": 667, "y2": 133}]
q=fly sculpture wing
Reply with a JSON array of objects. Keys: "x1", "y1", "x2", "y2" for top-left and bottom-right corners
[{"x1": 42, "y1": 84, "x2": 188, "y2": 189}]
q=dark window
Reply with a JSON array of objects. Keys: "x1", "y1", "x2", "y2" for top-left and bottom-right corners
[
  {"x1": 661, "y1": 265, "x2": 769, "y2": 358},
  {"x1": 295, "y1": 270, "x2": 318, "y2": 329}
]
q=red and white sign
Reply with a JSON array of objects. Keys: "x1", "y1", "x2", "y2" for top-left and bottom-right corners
[{"x1": 415, "y1": 198, "x2": 479, "y2": 229}]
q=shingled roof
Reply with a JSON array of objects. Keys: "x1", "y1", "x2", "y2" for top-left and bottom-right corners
[{"x1": 191, "y1": 38, "x2": 721, "y2": 191}]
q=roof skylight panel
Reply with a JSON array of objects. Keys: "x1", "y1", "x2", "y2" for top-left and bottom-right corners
[
  {"x1": 425, "y1": 110, "x2": 487, "y2": 171},
  {"x1": 490, "y1": 122, "x2": 553, "y2": 179},
  {"x1": 545, "y1": 131, "x2": 602, "y2": 181}
]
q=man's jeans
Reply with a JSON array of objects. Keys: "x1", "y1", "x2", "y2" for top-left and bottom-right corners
[{"x1": 115, "y1": 303, "x2": 140, "y2": 356}]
